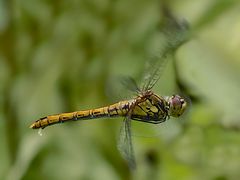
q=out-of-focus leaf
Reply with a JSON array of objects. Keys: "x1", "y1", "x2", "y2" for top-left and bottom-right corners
[{"x1": 6, "y1": 134, "x2": 48, "y2": 180}]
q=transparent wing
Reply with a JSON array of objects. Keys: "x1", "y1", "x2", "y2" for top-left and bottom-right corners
[
  {"x1": 120, "y1": 76, "x2": 140, "y2": 94},
  {"x1": 117, "y1": 116, "x2": 136, "y2": 169},
  {"x1": 141, "y1": 18, "x2": 189, "y2": 91},
  {"x1": 105, "y1": 76, "x2": 140, "y2": 102}
]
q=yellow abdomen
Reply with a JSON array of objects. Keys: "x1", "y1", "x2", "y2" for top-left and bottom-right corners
[{"x1": 30, "y1": 100, "x2": 133, "y2": 129}]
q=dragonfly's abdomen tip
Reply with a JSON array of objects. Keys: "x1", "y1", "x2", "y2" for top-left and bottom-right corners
[
  {"x1": 29, "y1": 118, "x2": 44, "y2": 129},
  {"x1": 29, "y1": 123, "x2": 37, "y2": 129}
]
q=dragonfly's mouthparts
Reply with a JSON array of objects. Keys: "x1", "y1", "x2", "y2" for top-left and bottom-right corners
[{"x1": 167, "y1": 95, "x2": 187, "y2": 117}]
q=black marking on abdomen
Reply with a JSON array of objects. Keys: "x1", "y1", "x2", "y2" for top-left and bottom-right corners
[
  {"x1": 39, "y1": 117, "x2": 46, "y2": 121},
  {"x1": 114, "y1": 107, "x2": 118, "y2": 114},
  {"x1": 108, "y1": 106, "x2": 119, "y2": 116},
  {"x1": 73, "y1": 113, "x2": 78, "y2": 120},
  {"x1": 93, "y1": 110, "x2": 101, "y2": 115}
]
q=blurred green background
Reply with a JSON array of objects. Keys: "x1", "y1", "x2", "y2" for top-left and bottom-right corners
[{"x1": 1, "y1": 0, "x2": 240, "y2": 180}]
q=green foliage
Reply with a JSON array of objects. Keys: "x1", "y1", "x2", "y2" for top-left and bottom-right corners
[{"x1": 0, "y1": 0, "x2": 240, "y2": 179}]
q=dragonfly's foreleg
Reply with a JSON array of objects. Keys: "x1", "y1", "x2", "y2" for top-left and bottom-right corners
[{"x1": 131, "y1": 118, "x2": 167, "y2": 124}]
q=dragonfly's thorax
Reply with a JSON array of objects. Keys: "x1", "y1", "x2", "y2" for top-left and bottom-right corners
[{"x1": 130, "y1": 91, "x2": 169, "y2": 123}]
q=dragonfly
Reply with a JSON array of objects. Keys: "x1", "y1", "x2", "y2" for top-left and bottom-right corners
[{"x1": 29, "y1": 19, "x2": 188, "y2": 169}]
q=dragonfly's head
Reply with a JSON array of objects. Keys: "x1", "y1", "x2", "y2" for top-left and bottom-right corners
[{"x1": 167, "y1": 95, "x2": 187, "y2": 117}]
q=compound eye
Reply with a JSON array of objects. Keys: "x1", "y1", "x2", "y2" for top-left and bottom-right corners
[
  {"x1": 171, "y1": 96, "x2": 181, "y2": 107},
  {"x1": 180, "y1": 98, "x2": 185, "y2": 104}
]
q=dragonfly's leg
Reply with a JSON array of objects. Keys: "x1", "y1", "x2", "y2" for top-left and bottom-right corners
[{"x1": 132, "y1": 118, "x2": 166, "y2": 124}]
